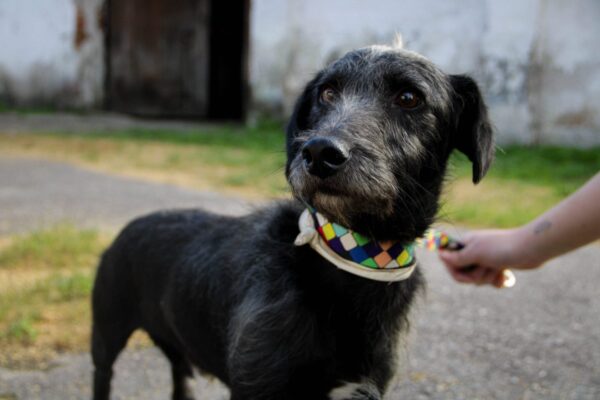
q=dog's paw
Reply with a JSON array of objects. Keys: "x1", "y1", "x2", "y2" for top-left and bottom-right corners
[{"x1": 328, "y1": 380, "x2": 380, "y2": 400}]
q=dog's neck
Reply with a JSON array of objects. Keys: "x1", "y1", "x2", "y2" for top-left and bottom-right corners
[{"x1": 294, "y1": 207, "x2": 418, "y2": 282}]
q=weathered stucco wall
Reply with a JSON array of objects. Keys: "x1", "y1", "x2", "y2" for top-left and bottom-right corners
[
  {"x1": 530, "y1": 1, "x2": 600, "y2": 146},
  {"x1": 1, "y1": 1, "x2": 598, "y2": 145},
  {"x1": 0, "y1": 0, "x2": 104, "y2": 109},
  {"x1": 250, "y1": 0, "x2": 600, "y2": 146}
]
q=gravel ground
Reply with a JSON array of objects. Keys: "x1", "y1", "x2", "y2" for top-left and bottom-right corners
[
  {"x1": 0, "y1": 112, "x2": 220, "y2": 135},
  {"x1": 0, "y1": 156, "x2": 599, "y2": 400},
  {"x1": 0, "y1": 156, "x2": 252, "y2": 235}
]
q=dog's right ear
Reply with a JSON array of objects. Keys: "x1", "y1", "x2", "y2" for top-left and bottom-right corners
[
  {"x1": 285, "y1": 74, "x2": 322, "y2": 175},
  {"x1": 450, "y1": 75, "x2": 495, "y2": 184},
  {"x1": 286, "y1": 73, "x2": 322, "y2": 137}
]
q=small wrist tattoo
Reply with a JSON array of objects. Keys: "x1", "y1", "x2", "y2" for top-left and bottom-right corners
[{"x1": 533, "y1": 220, "x2": 552, "y2": 235}]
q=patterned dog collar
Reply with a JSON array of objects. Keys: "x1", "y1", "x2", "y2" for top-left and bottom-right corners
[
  {"x1": 295, "y1": 208, "x2": 417, "y2": 281},
  {"x1": 294, "y1": 208, "x2": 461, "y2": 282}
]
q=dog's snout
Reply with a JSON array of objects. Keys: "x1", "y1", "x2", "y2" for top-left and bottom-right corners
[{"x1": 301, "y1": 137, "x2": 349, "y2": 179}]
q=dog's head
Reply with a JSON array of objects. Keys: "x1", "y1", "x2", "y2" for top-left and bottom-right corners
[{"x1": 286, "y1": 45, "x2": 494, "y2": 242}]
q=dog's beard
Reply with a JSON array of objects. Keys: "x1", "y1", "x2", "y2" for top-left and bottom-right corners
[
  {"x1": 287, "y1": 151, "x2": 439, "y2": 242},
  {"x1": 288, "y1": 155, "x2": 396, "y2": 229}
]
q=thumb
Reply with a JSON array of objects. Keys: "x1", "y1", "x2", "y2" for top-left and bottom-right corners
[{"x1": 439, "y1": 247, "x2": 472, "y2": 268}]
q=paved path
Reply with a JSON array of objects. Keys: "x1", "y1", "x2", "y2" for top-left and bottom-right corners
[
  {"x1": 0, "y1": 156, "x2": 252, "y2": 235},
  {"x1": 0, "y1": 156, "x2": 599, "y2": 400},
  {"x1": 0, "y1": 112, "x2": 220, "y2": 135}
]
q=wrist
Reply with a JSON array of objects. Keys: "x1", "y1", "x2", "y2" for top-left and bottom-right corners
[{"x1": 510, "y1": 225, "x2": 545, "y2": 269}]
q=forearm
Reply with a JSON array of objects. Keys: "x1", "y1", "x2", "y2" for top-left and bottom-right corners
[{"x1": 515, "y1": 172, "x2": 600, "y2": 266}]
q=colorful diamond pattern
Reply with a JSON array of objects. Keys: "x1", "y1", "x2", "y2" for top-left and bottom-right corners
[
  {"x1": 352, "y1": 232, "x2": 370, "y2": 246},
  {"x1": 332, "y1": 223, "x2": 348, "y2": 236},
  {"x1": 397, "y1": 249, "x2": 412, "y2": 266},
  {"x1": 349, "y1": 246, "x2": 369, "y2": 262},
  {"x1": 328, "y1": 237, "x2": 345, "y2": 254},
  {"x1": 340, "y1": 233, "x2": 357, "y2": 250},
  {"x1": 387, "y1": 242, "x2": 405, "y2": 259},
  {"x1": 374, "y1": 251, "x2": 392, "y2": 267},
  {"x1": 362, "y1": 241, "x2": 382, "y2": 257},
  {"x1": 310, "y1": 209, "x2": 415, "y2": 270},
  {"x1": 322, "y1": 223, "x2": 336, "y2": 240},
  {"x1": 361, "y1": 258, "x2": 378, "y2": 269}
]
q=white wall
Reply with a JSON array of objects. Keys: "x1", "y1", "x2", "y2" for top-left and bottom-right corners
[
  {"x1": 250, "y1": 0, "x2": 600, "y2": 146},
  {"x1": 531, "y1": 1, "x2": 600, "y2": 146},
  {"x1": 1, "y1": 0, "x2": 598, "y2": 146},
  {"x1": 0, "y1": 0, "x2": 104, "y2": 108}
]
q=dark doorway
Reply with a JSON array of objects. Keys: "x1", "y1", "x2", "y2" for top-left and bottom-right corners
[
  {"x1": 105, "y1": 0, "x2": 248, "y2": 121},
  {"x1": 208, "y1": 0, "x2": 249, "y2": 120}
]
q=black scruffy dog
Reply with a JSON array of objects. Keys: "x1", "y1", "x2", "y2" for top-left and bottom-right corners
[{"x1": 92, "y1": 43, "x2": 494, "y2": 400}]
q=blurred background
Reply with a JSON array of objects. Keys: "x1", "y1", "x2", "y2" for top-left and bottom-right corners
[
  {"x1": 0, "y1": 0, "x2": 599, "y2": 145},
  {"x1": 0, "y1": 1, "x2": 599, "y2": 399}
]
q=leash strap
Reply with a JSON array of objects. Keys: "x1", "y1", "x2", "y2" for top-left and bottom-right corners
[{"x1": 295, "y1": 208, "x2": 516, "y2": 287}]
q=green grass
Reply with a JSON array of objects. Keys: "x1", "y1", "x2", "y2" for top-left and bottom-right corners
[
  {"x1": 0, "y1": 225, "x2": 102, "y2": 271},
  {"x1": 75, "y1": 121, "x2": 290, "y2": 193},
  {"x1": 67, "y1": 124, "x2": 598, "y2": 201},
  {"x1": 444, "y1": 145, "x2": 600, "y2": 227},
  {"x1": 0, "y1": 225, "x2": 110, "y2": 366},
  {"x1": 67, "y1": 119, "x2": 287, "y2": 151},
  {"x1": 450, "y1": 145, "x2": 600, "y2": 196},
  {"x1": 3, "y1": 314, "x2": 38, "y2": 343},
  {"x1": 17, "y1": 271, "x2": 95, "y2": 305},
  {"x1": 2, "y1": 120, "x2": 289, "y2": 196},
  {"x1": 0, "y1": 105, "x2": 60, "y2": 115}
]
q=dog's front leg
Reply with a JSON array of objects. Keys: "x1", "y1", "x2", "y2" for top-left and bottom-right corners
[
  {"x1": 227, "y1": 293, "x2": 328, "y2": 400},
  {"x1": 328, "y1": 380, "x2": 382, "y2": 400}
]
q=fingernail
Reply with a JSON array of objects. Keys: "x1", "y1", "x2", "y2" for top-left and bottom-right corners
[{"x1": 501, "y1": 269, "x2": 516, "y2": 288}]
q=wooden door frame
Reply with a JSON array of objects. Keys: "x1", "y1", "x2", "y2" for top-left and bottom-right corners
[{"x1": 102, "y1": 0, "x2": 249, "y2": 121}]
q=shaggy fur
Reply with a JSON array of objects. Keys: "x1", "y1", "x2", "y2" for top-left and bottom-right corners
[{"x1": 91, "y1": 44, "x2": 494, "y2": 400}]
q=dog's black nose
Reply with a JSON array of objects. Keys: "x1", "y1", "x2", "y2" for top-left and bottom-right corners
[{"x1": 301, "y1": 137, "x2": 349, "y2": 179}]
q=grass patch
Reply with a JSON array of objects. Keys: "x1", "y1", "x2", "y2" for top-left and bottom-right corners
[
  {"x1": 1, "y1": 125, "x2": 598, "y2": 226},
  {"x1": 449, "y1": 145, "x2": 600, "y2": 196},
  {"x1": 0, "y1": 225, "x2": 111, "y2": 368},
  {"x1": 84, "y1": 119, "x2": 286, "y2": 149},
  {"x1": 443, "y1": 146, "x2": 600, "y2": 227},
  {"x1": 0, "y1": 106, "x2": 59, "y2": 115},
  {"x1": 3, "y1": 314, "x2": 39, "y2": 344},
  {"x1": 0, "y1": 225, "x2": 101, "y2": 271},
  {"x1": 0, "y1": 121, "x2": 288, "y2": 197}
]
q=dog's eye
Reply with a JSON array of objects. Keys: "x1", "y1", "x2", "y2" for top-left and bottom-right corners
[
  {"x1": 395, "y1": 91, "x2": 422, "y2": 109},
  {"x1": 320, "y1": 86, "x2": 337, "y2": 104}
]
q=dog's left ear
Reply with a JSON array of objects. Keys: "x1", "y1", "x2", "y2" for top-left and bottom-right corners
[{"x1": 450, "y1": 75, "x2": 495, "y2": 184}]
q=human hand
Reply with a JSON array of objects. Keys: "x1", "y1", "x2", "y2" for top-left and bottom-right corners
[{"x1": 439, "y1": 228, "x2": 542, "y2": 287}]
